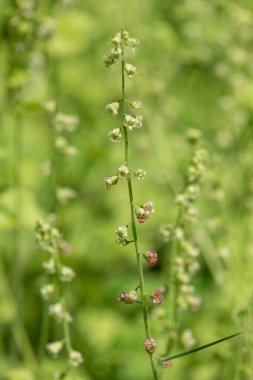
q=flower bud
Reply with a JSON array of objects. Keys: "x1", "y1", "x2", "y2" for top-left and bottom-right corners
[
  {"x1": 186, "y1": 128, "x2": 202, "y2": 144},
  {"x1": 40, "y1": 284, "x2": 55, "y2": 301},
  {"x1": 121, "y1": 30, "x2": 129, "y2": 40},
  {"x1": 181, "y1": 329, "x2": 196, "y2": 349},
  {"x1": 143, "y1": 201, "x2": 154, "y2": 214},
  {"x1": 40, "y1": 160, "x2": 52, "y2": 176},
  {"x1": 117, "y1": 290, "x2": 138, "y2": 304},
  {"x1": 143, "y1": 338, "x2": 157, "y2": 354},
  {"x1": 143, "y1": 251, "x2": 158, "y2": 265},
  {"x1": 105, "y1": 102, "x2": 120, "y2": 117},
  {"x1": 69, "y1": 350, "x2": 83, "y2": 367},
  {"x1": 55, "y1": 136, "x2": 67, "y2": 150},
  {"x1": 42, "y1": 258, "x2": 55, "y2": 274},
  {"x1": 186, "y1": 295, "x2": 201, "y2": 310},
  {"x1": 59, "y1": 240, "x2": 71, "y2": 256},
  {"x1": 118, "y1": 164, "x2": 129, "y2": 179},
  {"x1": 126, "y1": 37, "x2": 140, "y2": 50},
  {"x1": 112, "y1": 32, "x2": 121, "y2": 46},
  {"x1": 60, "y1": 266, "x2": 75, "y2": 282},
  {"x1": 115, "y1": 225, "x2": 128, "y2": 244},
  {"x1": 46, "y1": 341, "x2": 64, "y2": 357},
  {"x1": 123, "y1": 114, "x2": 136, "y2": 130},
  {"x1": 175, "y1": 194, "x2": 187, "y2": 207},
  {"x1": 57, "y1": 187, "x2": 77, "y2": 205},
  {"x1": 108, "y1": 128, "x2": 122, "y2": 143},
  {"x1": 64, "y1": 145, "x2": 78, "y2": 157},
  {"x1": 162, "y1": 361, "x2": 173, "y2": 368},
  {"x1": 134, "y1": 168, "x2": 146, "y2": 180},
  {"x1": 104, "y1": 176, "x2": 118, "y2": 190},
  {"x1": 125, "y1": 63, "x2": 137, "y2": 79},
  {"x1": 49, "y1": 302, "x2": 64, "y2": 322},
  {"x1": 135, "y1": 115, "x2": 143, "y2": 128},
  {"x1": 130, "y1": 100, "x2": 142, "y2": 110},
  {"x1": 160, "y1": 225, "x2": 173, "y2": 242},
  {"x1": 54, "y1": 113, "x2": 79, "y2": 132},
  {"x1": 150, "y1": 290, "x2": 164, "y2": 305},
  {"x1": 111, "y1": 47, "x2": 122, "y2": 60},
  {"x1": 135, "y1": 207, "x2": 149, "y2": 223}
]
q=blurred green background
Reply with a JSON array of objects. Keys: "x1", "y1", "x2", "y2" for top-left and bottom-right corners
[{"x1": 0, "y1": 0, "x2": 253, "y2": 379}]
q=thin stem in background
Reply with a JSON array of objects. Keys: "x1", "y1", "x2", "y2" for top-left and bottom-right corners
[{"x1": 121, "y1": 41, "x2": 159, "y2": 380}]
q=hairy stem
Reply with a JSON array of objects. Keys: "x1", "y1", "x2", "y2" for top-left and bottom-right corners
[{"x1": 121, "y1": 42, "x2": 158, "y2": 380}]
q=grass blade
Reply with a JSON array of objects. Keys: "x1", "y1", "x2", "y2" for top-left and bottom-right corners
[{"x1": 160, "y1": 332, "x2": 241, "y2": 363}]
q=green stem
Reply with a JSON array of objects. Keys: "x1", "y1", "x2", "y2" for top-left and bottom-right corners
[
  {"x1": 121, "y1": 40, "x2": 158, "y2": 380},
  {"x1": 38, "y1": 300, "x2": 49, "y2": 363},
  {"x1": 55, "y1": 254, "x2": 73, "y2": 354}
]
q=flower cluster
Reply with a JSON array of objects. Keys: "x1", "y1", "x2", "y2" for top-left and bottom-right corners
[
  {"x1": 150, "y1": 290, "x2": 164, "y2": 305},
  {"x1": 117, "y1": 290, "x2": 138, "y2": 304},
  {"x1": 143, "y1": 251, "x2": 158, "y2": 265},
  {"x1": 135, "y1": 201, "x2": 155, "y2": 223},
  {"x1": 103, "y1": 30, "x2": 140, "y2": 69},
  {"x1": 5, "y1": 0, "x2": 55, "y2": 92}
]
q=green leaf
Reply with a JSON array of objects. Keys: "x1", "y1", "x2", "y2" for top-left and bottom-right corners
[{"x1": 160, "y1": 332, "x2": 241, "y2": 363}]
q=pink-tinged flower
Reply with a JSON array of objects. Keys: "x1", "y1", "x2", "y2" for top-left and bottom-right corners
[
  {"x1": 144, "y1": 251, "x2": 158, "y2": 265},
  {"x1": 162, "y1": 360, "x2": 173, "y2": 369},
  {"x1": 143, "y1": 201, "x2": 154, "y2": 214},
  {"x1": 150, "y1": 290, "x2": 164, "y2": 305},
  {"x1": 187, "y1": 295, "x2": 201, "y2": 311},
  {"x1": 135, "y1": 207, "x2": 149, "y2": 223},
  {"x1": 143, "y1": 338, "x2": 157, "y2": 354},
  {"x1": 117, "y1": 290, "x2": 138, "y2": 304}
]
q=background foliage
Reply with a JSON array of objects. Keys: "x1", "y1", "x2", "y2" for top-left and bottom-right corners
[{"x1": 0, "y1": 0, "x2": 253, "y2": 379}]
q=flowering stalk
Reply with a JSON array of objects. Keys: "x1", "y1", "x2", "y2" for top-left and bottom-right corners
[
  {"x1": 36, "y1": 105, "x2": 82, "y2": 376},
  {"x1": 159, "y1": 131, "x2": 208, "y2": 356},
  {"x1": 104, "y1": 31, "x2": 159, "y2": 380}
]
